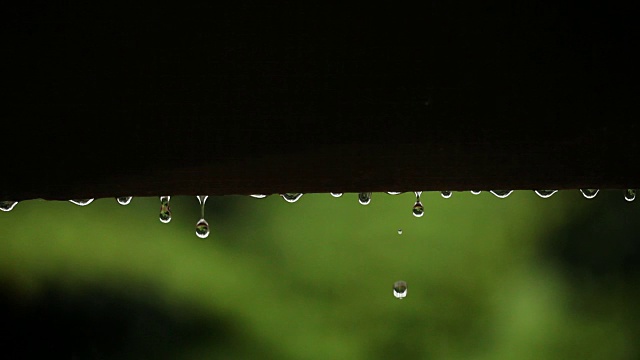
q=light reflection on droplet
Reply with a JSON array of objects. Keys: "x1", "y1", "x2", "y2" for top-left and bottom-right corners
[
  {"x1": 116, "y1": 196, "x2": 133, "y2": 205},
  {"x1": 358, "y1": 192, "x2": 372, "y2": 205},
  {"x1": 393, "y1": 281, "x2": 407, "y2": 299},
  {"x1": 250, "y1": 194, "x2": 267, "y2": 199},
  {"x1": 386, "y1": 192, "x2": 403, "y2": 195},
  {"x1": 470, "y1": 190, "x2": 482, "y2": 195},
  {"x1": 281, "y1": 193, "x2": 303, "y2": 203},
  {"x1": 0, "y1": 201, "x2": 18, "y2": 212},
  {"x1": 580, "y1": 189, "x2": 599, "y2": 199},
  {"x1": 331, "y1": 192, "x2": 343, "y2": 198},
  {"x1": 441, "y1": 191, "x2": 452, "y2": 199},
  {"x1": 489, "y1": 190, "x2": 513, "y2": 198},
  {"x1": 625, "y1": 189, "x2": 636, "y2": 202},
  {"x1": 159, "y1": 196, "x2": 172, "y2": 223},
  {"x1": 69, "y1": 199, "x2": 94, "y2": 206},
  {"x1": 534, "y1": 190, "x2": 558, "y2": 198}
]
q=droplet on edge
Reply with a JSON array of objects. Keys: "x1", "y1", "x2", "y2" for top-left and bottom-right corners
[
  {"x1": 393, "y1": 281, "x2": 407, "y2": 299},
  {"x1": 250, "y1": 194, "x2": 268, "y2": 199},
  {"x1": 534, "y1": 190, "x2": 558, "y2": 198},
  {"x1": 580, "y1": 189, "x2": 599, "y2": 199},
  {"x1": 0, "y1": 201, "x2": 18, "y2": 212},
  {"x1": 470, "y1": 190, "x2": 482, "y2": 195},
  {"x1": 625, "y1": 189, "x2": 636, "y2": 202},
  {"x1": 358, "y1": 192, "x2": 372, "y2": 205},
  {"x1": 441, "y1": 191, "x2": 452, "y2": 199},
  {"x1": 281, "y1": 193, "x2": 303, "y2": 203},
  {"x1": 489, "y1": 190, "x2": 513, "y2": 198},
  {"x1": 330, "y1": 192, "x2": 343, "y2": 198},
  {"x1": 386, "y1": 192, "x2": 403, "y2": 195},
  {"x1": 195, "y1": 218, "x2": 210, "y2": 238},
  {"x1": 159, "y1": 196, "x2": 172, "y2": 223},
  {"x1": 397, "y1": 229, "x2": 403, "y2": 235},
  {"x1": 69, "y1": 199, "x2": 94, "y2": 206},
  {"x1": 116, "y1": 196, "x2": 133, "y2": 205},
  {"x1": 412, "y1": 191, "x2": 424, "y2": 217}
]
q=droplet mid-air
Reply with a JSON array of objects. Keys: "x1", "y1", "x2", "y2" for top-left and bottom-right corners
[
  {"x1": 580, "y1": 189, "x2": 600, "y2": 199},
  {"x1": 358, "y1": 192, "x2": 372, "y2": 205},
  {"x1": 281, "y1": 193, "x2": 303, "y2": 203},
  {"x1": 195, "y1": 218, "x2": 210, "y2": 238},
  {"x1": 489, "y1": 190, "x2": 513, "y2": 198},
  {"x1": 625, "y1": 189, "x2": 636, "y2": 202},
  {"x1": 534, "y1": 190, "x2": 558, "y2": 198},
  {"x1": 441, "y1": 191, "x2": 452, "y2": 199},
  {"x1": 69, "y1": 199, "x2": 94, "y2": 206},
  {"x1": 159, "y1": 196, "x2": 172, "y2": 223},
  {"x1": 397, "y1": 229, "x2": 403, "y2": 235},
  {"x1": 0, "y1": 200, "x2": 18, "y2": 212},
  {"x1": 470, "y1": 190, "x2": 482, "y2": 195},
  {"x1": 393, "y1": 280, "x2": 408, "y2": 299},
  {"x1": 330, "y1": 192, "x2": 343, "y2": 198},
  {"x1": 250, "y1": 194, "x2": 267, "y2": 199},
  {"x1": 116, "y1": 196, "x2": 133, "y2": 205}
]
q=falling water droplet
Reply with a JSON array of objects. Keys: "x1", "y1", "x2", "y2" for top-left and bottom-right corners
[
  {"x1": 195, "y1": 195, "x2": 210, "y2": 238},
  {"x1": 393, "y1": 281, "x2": 407, "y2": 299},
  {"x1": 116, "y1": 196, "x2": 133, "y2": 205},
  {"x1": 534, "y1": 190, "x2": 558, "y2": 198},
  {"x1": 412, "y1": 191, "x2": 424, "y2": 217},
  {"x1": 441, "y1": 191, "x2": 452, "y2": 199},
  {"x1": 386, "y1": 192, "x2": 403, "y2": 195},
  {"x1": 489, "y1": 190, "x2": 513, "y2": 198},
  {"x1": 397, "y1": 229, "x2": 403, "y2": 235},
  {"x1": 0, "y1": 201, "x2": 18, "y2": 212},
  {"x1": 470, "y1": 190, "x2": 482, "y2": 195},
  {"x1": 159, "y1": 196, "x2": 172, "y2": 223},
  {"x1": 250, "y1": 194, "x2": 267, "y2": 199},
  {"x1": 69, "y1": 199, "x2": 94, "y2": 206},
  {"x1": 358, "y1": 192, "x2": 372, "y2": 205},
  {"x1": 281, "y1": 193, "x2": 303, "y2": 203},
  {"x1": 624, "y1": 189, "x2": 636, "y2": 202},
  {"x1": 330, "y1": 192, "x2": 343, "y2": 197},
  {"x1": 580, "y1": 189, "x2": 599, "y2": 199}
]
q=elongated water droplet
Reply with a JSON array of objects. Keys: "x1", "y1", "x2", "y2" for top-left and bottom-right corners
[
  {"x1": 250, "y1": 194, "x2": 267, "y2": 199},
  {"x1": 0, "y1": 200, "x2": 18, "y2": 212},
  {"x1": 441, "y1": 191, "x2": 452, "y2": 199},
  {"x1": 397, "y1": 229, "x2": 403, "y2": 235},
  {"x1": 393, "y1": 280, "x2": 407, "y2": 299},
  {"x1": 195, "y1": 195, "x2": 210, "y2": 238},
  {"x1": 412, "y1": 191, "x2": 424, "y2": 217},
  {"x1": 69, "y1": 199, "x2": 94, "y2": 206},
  {"x1": 470, "y1": 190, "x2": 482, "y2": 195},
  {"x1": 358, "y1": 192, "x2": 372, "y2": 205},
  {"x1": 534, "y1": 190, "x2": 558, "y2": 198},
  {"x1": 386, "y1": 192, "x2": 403, "y2": 195},
  {"x1": 159, "y1": 196, "x2": 172, "y2": 223},
  {"x1": 116, "y1": 196, "x2": 132, "y2": 205},
  {"x1": 580, "y1": 189, "x2": 599, "y2": 199},
  {"x1": 490, "y1": 190, "x2": 513, "y2": 198},
  {"x1": 624, "y1": 189, "x2": 636, "y2": 202},
  {"x1": 281, "y1": 193, "x2": 303, "y2": 203},
  {"x1": 330, "y1": 192, "x2": 343, "y2": 197}
]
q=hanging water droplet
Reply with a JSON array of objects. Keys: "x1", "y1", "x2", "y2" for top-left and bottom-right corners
[
  {"x1": 412, "y1": 191, "x2": 424, "y2": 217},
  {"x1": 624, "y1": 189, "x2": 636, "y2": 202},
  {"x1": 69, "y1": 199, "x2": 94, "y2": 206},
  {"x1": 489, "y1": 190, "x2": 513, "y2": 198},
  {"x1": 358, "y1": 192, "x2": 372, "y2": 205},
  {"x1": 441, "y1": 191, "x2": 452, "y2": 199},
  {"x1": 534, "y1": 190, "x2": 558, "y2": 198},
  {"x1": 159, "y1": 196, "x2": 172, "y2": 223},
  {"x1": 195, "y1": 195, "x2": 210, "y2": 238},
  {"x1": 580, "y1": 189, "x2": 599, "y2": 199},
  {"x1": 281, "y1": 193, "x2": 303, "y2": 203},
  {"x1": 470, "y1": 190, "x2": 482, "y2": 195},
  {"x1": 393, "y1": 280, "x2": 407, "y2": 299},
  {"x1": 386, "y1": 192, "x2": 403, "y2": 195},
  {"x1": 250, "y1": 194, "x2": 267, "y2": 199},
  {"x1": 330, "y1": 192, "x2": 343, "y2": 197},
  {"x1": 0, "y1": 200, "x2": 18, "y2": 212},
  {"x1": 397, "y1": 229, "x2": 403, "y2": 235},
  {"x1": 116, "y1": 196, "x2": 133, "y2": 205}
]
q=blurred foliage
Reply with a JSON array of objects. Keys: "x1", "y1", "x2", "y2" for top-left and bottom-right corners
[{"x1": 1, "y1": 190, "x2": 638, "y2": 359}]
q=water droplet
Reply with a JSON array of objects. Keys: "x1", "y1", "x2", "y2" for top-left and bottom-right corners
[
  {"x1": 116, "y1": 196, "x2": 133, "y2": 205},
  {"x1": 330, "y1": 192, "x2": 343, "y2": 197},
  {"x1": 250, "y1": 194, "x2": 267, "y2": 199},
  {"x1": 386, "y1": 192, "x2": 403, "y2": 195},
  {"x1": 441, "y1": 191, "x2": 452, "y2": 199},
  {"x1": 580, "y1": 189, "x2": 599, "y2": 199},
  {"x1": 393, "y1": 280, "x2": 407, "y2": 299},
  {"x1": 397, "y1": 229, "x2": 403, "y2": 235},
  {"x1": 159, "y1": 196, "x2": 172, "y2": 223},
  {"x1": 470, "y1": 190, "x2": 482, "y2": 195},
  {"x1": 281, "y1": 193, "x2": 303, "y2": 203},
  {"x1": 358, "y1": 192, "x2": 372, "y2": 205},
  {"x1": 69, "y1": 199, "x2": 94, "y2": 206},
  {"x1": 624, "y1": 189, "x2": 636, "y2": 202},
  {"x1": 195, "y1": 218, "x2": 210, "y2": 238},
  {"x1": 489, "y1": 190, "x2": 513, "y2": 198},
  {"x1": 0, "y1": 201, "x2": 18, "y2": 212},
  {"x1": 412, "y1": 191, "x2": 424, "y2": 217},
  {"x1": 534, "y1": 190, "x2": 558, "y2": 198}
]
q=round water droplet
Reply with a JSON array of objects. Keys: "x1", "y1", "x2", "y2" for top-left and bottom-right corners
[
  {"x1": 470, "y1": 190, "x2": 482, "y2": 195},
  {"x1": 0, "y1": 200, "x2": 18, "y2": 212},
  {"x1": 116, "y1": 196, "x2": 132, "y2": 205},
  {"x1": 397, "y1": 229, "x2": 403, "y2": 235},
  {"x1": 489, "y1": 190, "x2": 513, "y2": 198},
  {"x1": 624, "y1": 189, "x2": 636, "y2": 202},
  {"x1": 412, "y1": 201, "x2": 424, "y2": 217},
  {"x1": 386, "y1": 192, "x2": 403, "y2": 195},
  {"x1": 69, "y1": 199, "x2": 94, "y2": 206},
  {"x1": 534, "y1": 190, "x2": 558, "y2": 198},
  {"x1": 250, "y1": 194, "x2": 267, "y2": 199},
  {"x1": 580, "y1": 189, "x2": 599, "y2": 199},
  {"x1": 441, "y1": 191, "x2": 452, "y2": 199},
  {"x1": 393, "y1": 280, "x2": 407, "y2": 299},
  {"x1": 159, "y1": 196, "x2": 172, "y2": 223},
  {"x1": 195, "y1": 218, "x2": 210, "y2": 238},
  {"x1": 330, "y1": 192, "x2": 343, "y2": 197},
  {"x1": 358, "y1": 192, "x2": 372, "y2": 205},
  {"x1": 281, "y1": 193, "x2": 303, "y2": 203}
]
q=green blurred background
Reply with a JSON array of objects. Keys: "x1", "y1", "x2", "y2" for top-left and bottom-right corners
[{"x1": 1, "y1": 190, "x2": 639, "y2": 359}]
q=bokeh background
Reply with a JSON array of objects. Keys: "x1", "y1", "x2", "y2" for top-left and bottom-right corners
[{"x1": 1, "y1": 190, "x2": 638, "y2": 359}]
